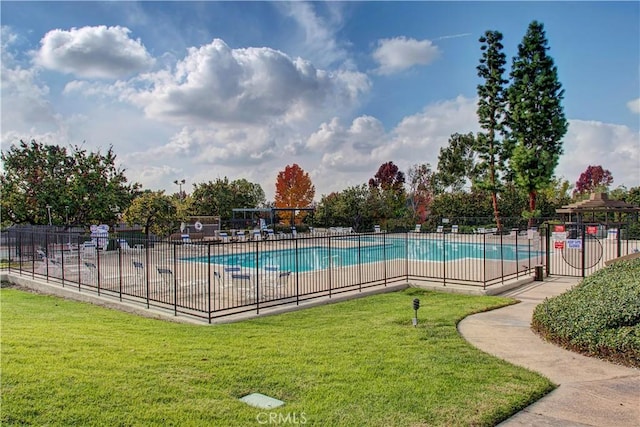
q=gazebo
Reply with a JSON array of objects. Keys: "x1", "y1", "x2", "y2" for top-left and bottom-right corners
[{"x1": 556, "y1": 192, "x2": 640, "y2": 224}]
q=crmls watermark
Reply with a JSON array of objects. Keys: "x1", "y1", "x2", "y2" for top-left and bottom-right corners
[{"x1": 256, "y1": 411, "x2": 307, "y2": 425}]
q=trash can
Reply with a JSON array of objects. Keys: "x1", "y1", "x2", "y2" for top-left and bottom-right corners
[{"x1": 534, "y1": 265, "x2": 544, "y2": 281}]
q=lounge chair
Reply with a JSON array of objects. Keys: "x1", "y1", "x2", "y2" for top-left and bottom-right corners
[
  {"x1": 413, "y1": 224, "x2": 422, "y2": 233},
  {"x1": 252, "y1": 230, "x2": 262, "y2": 241},
  {"x1": 263, "y1": 269, "x2": 292, "y2": 299},
  {"x1": 236, "y1": 230, "x2": 247, "y2": 242},
  {"x1": 374, "y1": 225, "x2": 381, "y2": 233},
  {"x1": 219, "y1": 232, "x2": 230, "y2": 243},
  {"x1": 451, "y1": 225, "x2": 459, "y2": 234},
  {"x1": 436, "y1": 225, "x2": 444, "y2": 233}
]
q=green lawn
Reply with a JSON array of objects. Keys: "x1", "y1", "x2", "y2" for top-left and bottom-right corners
[{"x1": 1, "y1": 286, "x2": 553, "y2": 426}]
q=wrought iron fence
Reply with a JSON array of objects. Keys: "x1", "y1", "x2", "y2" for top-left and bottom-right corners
[{"x1": 3, "y1": 227, "x2": 550, "y2": 322}]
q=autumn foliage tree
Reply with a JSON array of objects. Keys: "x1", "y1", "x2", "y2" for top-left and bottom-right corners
[
  {"x1": 275, "y1": 164, "x2": 315, "y2": 225},
  {"x1": 573, "y1": 165, "x2": 614, "y2": 197},
  {"x1": 369, "y1": 161, "x2": 407, "y2": 224}
]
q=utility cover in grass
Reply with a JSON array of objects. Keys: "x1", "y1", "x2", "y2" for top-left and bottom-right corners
[{"x1": 240, "y1": 393, "x2": 284, "y2": 409}]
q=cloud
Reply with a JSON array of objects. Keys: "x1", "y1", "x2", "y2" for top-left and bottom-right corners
[
  {"x1": 372, "y1": 36, "x2": 440, "y2": 75},
  {"x1": 278, "y1": 1, "x2": 350, "y2": 69},
  {"x1": 627, "y1": 98, "x2": 640, "y2": 114},
  {"x1": 34, "y1": 25, "x2": 155, "y2": 79},
  {"x1": 557, "y1": 120, "x2": 640, "y2": 188},
  {"x1": 305, "y1": 95, "x2": 479, "y2": 195},
  {"x1": 127, "y1": 38, "x2": 369, "y2": 127},
  {"x1": 1, "y1": 26, "x2": 63, "y2": 140}
]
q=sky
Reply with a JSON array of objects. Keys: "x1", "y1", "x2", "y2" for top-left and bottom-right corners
[{"x1": 1, "y1": 1, "x2": 639, "y2": 202}]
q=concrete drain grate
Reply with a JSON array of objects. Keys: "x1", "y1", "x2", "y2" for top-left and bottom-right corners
[{"x1": 239, "y1": 393, "x2": 284, "y2": 409}]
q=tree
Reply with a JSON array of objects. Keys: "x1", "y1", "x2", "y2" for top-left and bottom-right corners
[
  {"x1": 0, "y1": 140, "x2": 138, "y2": 226},
  {"x1": 368, "y1": 161, "x2": 407, "y2": 224},
  {"x1": 121, "y1": 191, "x2": 177, "y2": 238},
  {"x1": 573, "y1": 165, "x2": 614, "y2": 197},
  {"x1": 191, "y1": 178, "x2": 265, "y2": 220},
  {"x1": 476, "y1": 30, "x2": 508, "y2": 229},
  {"x1": 435, "y1": 133, "x2": 476, "y2": 192},
  {"x1": 275, "y1": 164, "x2": 315, "y2": 225},
  {"x1": 369, "y1": 161, "x2": 405, "y2": 192},
  {"x1": 407, "y1": 163, "x2": 437, "y2": 223},
  {"x1": 316, "y1": 185, "x2": 373, "y2": 231},
  {"x1": 507, "y1": 21, "x2": 568, "y2": 224}
]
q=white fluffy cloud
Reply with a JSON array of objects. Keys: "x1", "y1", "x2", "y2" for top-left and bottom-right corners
[
  {"x1": 34, "y1": 25, "x2": 155, "y2": 79},
  {"x1": 372, "y1": 36, "x2": 440, "y2": 75},
  {"x1": 128, "y1": 39, "x2": 369, "y2": 127},
  {"x1": 557, "y1": 120, "x2": 640, "y2": 188},
  {"x1": 627, "y1": 98, "x2": 640, "y2": 114},
  {"x1": 305, "y1": 95, "x2": 479, "y2": 195}
]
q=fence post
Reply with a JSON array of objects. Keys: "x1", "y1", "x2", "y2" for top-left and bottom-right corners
[
  {"x1": 581, "y1": 223, "x2": 586, "y2": 278},
  {"x1": 295, "y1": 237, "x2": 300, "y2": 305},
  {"x1": 382, "y1": 232, "x2": 387, "y2": 286},
  {"x1": 545, "y1": 225, "x2": 551, "y2": 277},
  {"x1": 145, "y1": 240, "x2": 150, "y2": 308},
  {"x1": 118, "y1": 245, "x2": 123, "y2": 301},
  {"x1": 208, "y1": 244, "x2": 212, "y2": 323},
  {"x1": 442, "y1": 230, "x2": 446, "y2": 286},
  {"x1": 405, "y1": 232, "x2": 409, "y2": 282},
  {"x1": 328, "y1": 236, "x2": 332, "y2": 297},
  {"x1": 616, "y1": 223, "x2": 621, "y2": 258}
]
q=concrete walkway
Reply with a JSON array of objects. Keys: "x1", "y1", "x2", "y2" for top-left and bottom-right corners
[{"x1": 458, "y1": 276, "x2": 640, "y2": 426}]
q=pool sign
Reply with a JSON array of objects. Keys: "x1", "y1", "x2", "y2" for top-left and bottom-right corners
[
  {"x1": 567, "y1": 239, "x2": 582, "y2": 249},
  {"x1": 554, "y1": 241, "x2": 565, "y2": 249},
  {"x1": 90, "y1": 224, "x2": 109, "y2": 249},
  {"x1": 587, "y1": 226, "x2": 598, "y2": 235}
]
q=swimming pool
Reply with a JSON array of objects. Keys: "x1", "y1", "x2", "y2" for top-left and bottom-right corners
[{"x1": 186, "y1": 236, "x2": 540, "y2": 273}]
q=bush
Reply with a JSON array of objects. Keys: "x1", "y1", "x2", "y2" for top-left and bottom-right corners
[{"x1": 532, "y1": 258, "x2": 640, "y2": 367}]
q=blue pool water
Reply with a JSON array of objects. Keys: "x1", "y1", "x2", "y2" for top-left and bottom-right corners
[{"x1": 186, "y1": 237, "x2": 540, "y2": 273}]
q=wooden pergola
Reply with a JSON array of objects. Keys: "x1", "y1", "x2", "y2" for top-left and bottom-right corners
[{"x1": 556, "y1": 192, "x2": 640, "y2": 224}]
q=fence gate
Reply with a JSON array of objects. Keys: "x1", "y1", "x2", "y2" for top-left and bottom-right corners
[{"x1": 546, "y1": 222, "x2": 638, "y2": 278}]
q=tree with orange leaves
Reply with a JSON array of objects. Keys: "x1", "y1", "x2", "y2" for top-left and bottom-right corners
[{"x1": 275, "y1": 164, "x2": 315, "y2": 225}]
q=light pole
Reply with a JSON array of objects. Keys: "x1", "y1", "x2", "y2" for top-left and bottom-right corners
[
  {"x1": 46, "y1": 205, "x2": 52, "y2": 226},
  {"x1": 174, "y1": 179, "x2": 186, "y2": 199}
]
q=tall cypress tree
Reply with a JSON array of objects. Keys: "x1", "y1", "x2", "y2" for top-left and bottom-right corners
[
  {"x1": 507, "y1": 21, "x2": 568, "y2": 223},
  {"x1": 476, "y1": 30, "x2": 508, "y2": 229}
]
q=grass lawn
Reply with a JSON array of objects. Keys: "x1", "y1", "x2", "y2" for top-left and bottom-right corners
[{"x1": 1, "y1": 286, "x2": 554, "y2": 426}]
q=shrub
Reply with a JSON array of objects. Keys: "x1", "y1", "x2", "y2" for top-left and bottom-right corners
[{"x1": 532, "y1": 258, "x2": 640, "y2": 367}]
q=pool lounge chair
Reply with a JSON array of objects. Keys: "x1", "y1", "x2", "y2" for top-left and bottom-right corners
[
  {"x1": 374, "y1": 225, "x2": 381, "y2": 233},
  {"x1": 451, "y1": 225, "x2": 459, "y2": 234},
  {"x1": 413, "y1": 224, "x2": 422, "y2": 233},
  {"x1": 436, "y1": 225, "x2": 444, "y2": 233}
]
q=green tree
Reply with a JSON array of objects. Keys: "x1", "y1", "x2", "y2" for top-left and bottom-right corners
[
  {"x1": 0, "y1": 140, "x2": 137, "y2": 226},
  {"x1": 121, "y1": 191, "x2": 177, "y2": 238},
  {"x1": 507, "y1": 21, "x2": 568, "y2": 224},
  {"x1": 436, "y1": 133, "x2": 476, "y2": 192},
  {"x1": 476, "y1": 30, "x2": 508, "y2": 229},
  {"x1": 190, "y1": 178, "x2": 265, "y2": 220},
  {"x1": 316, "y1": 185, "x2": 373, "y2": 232}
]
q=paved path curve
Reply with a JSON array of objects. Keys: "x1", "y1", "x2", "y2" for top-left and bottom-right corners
[{"x1": 458, "y1": 276, "x2": 640, "y2": 426}]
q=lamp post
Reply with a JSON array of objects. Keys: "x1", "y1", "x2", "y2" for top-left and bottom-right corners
[
  {"x1": 46, "y1": 205, "x2": 52, "y2": 226},
  {"x1": 174, "y1": 179, "x2": 186, "y2": 199}
]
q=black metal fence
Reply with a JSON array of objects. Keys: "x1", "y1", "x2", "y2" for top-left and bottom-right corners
[{"x1": 2, "y1": 223, "x2": 636, "y2": 322}]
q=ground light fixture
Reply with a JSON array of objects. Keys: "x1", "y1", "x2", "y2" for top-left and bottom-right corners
[{"x1": 412, "y1": 298, "x2": 420, "y2": 327}]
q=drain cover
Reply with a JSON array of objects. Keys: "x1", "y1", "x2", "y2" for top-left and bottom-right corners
[{"x1": 239, "y1": 393, "x2": 284, "y2": 409}]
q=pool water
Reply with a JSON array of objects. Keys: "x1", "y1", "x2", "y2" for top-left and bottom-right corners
[{"x1": 187, "y1": 237, "x2": 540, "y2": 273}]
